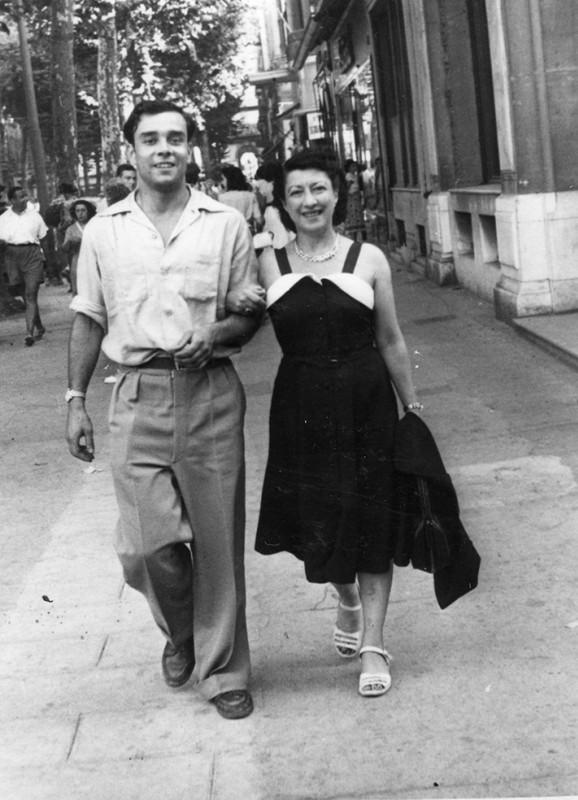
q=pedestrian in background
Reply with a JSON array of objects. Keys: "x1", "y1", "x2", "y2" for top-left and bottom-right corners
[
  {"x1": 185, "y1": 162, "x2": 201, "y2": 188},
  {"x1": 61, "y1": 199, "x2": 96, "y2": 296},
  {"x1": 343, "y1": 158, "x2": 366, "y2": 241},
  {"x1": 0, "y1": 186, "x2": 48, "y2": 346},
  {"x1": 103, "y1": 177, "x2": 131, "y2": 208},
  {"x1": 253, "y1": 161, "x2": 293, "y2": 250},
  {"x1": 44, "y1": 181, "x2": 78, "y2": 286},
  {"x1": 66, "y1": 99, "x2": 260, "y2": 720},
  {"x1": 115, "y1": 163, "x2": 137, "y2": 192},
  {"x1": 218, "y1": 164, "x2": 262, "y2": 235},
  {"x1": 229, "y1": 149, "x2": 421, "y2": 698}
]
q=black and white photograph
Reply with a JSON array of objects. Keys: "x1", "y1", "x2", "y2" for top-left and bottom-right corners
[{"x1": 0, "y1": 1, "x2": 576, "y2": 799}]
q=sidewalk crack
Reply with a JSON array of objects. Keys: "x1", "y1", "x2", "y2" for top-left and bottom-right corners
[
  {"x1": 66, "y1": 713, "x2": 82, "y2": 761},
  {"x1": 96, "y1": 634, "x2": 109, "y2": 666},
  {"x1": 207, "y1": 751, "x2": 217, "y2": 799}
]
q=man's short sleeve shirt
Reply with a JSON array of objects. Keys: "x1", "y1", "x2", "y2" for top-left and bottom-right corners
[
  {"x1": 0, "y1": 207, "x2": 48, "y2": 244},
  {"x1": 70, "y1": 190, "x2": 258, "y2": 365}
]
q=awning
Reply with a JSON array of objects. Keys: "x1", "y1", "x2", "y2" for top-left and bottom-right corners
[
  {"x1": 292, "y1": 0, "x2": 353, "y2": 70},
  {"x1": 248, "y1": 68, "x2": 297, "y2": 86}
]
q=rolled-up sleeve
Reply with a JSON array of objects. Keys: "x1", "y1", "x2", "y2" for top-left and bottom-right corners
[
  {"x1": 223, "y1": 216, "x2": 259, "y2": 315},
  {"x1": 69, "y1": 222, "x2": 107, "y2": 330}
]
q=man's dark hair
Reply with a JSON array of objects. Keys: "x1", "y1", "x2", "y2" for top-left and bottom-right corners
[
  {"x1": 58, "y1": 181, "x2": 77, "y2": 196},
  {"x1": 115, "y1": 163, "x2": 136, "y2": 177},
  {"x1": 280, "y1": 149, "x2": 348, "y2": 231},
  {"x1": 8, "y1": 186, "x2": 24, "y2": 201},
  {"x1": 122, "y1": 100, "x2": 196, "y2": 145}
]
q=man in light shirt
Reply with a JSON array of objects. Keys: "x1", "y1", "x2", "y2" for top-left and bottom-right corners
[
  {"x1": 66, "y1": 100, "x2": 262, "y2": 720},
  {"x1": 0, "y1": 186, "x2": 48, "y2": 346}
]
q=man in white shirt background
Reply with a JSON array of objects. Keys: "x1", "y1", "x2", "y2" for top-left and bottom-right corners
[{"x1": 0, "y1": 186, "x2": 48, "y2": 346}]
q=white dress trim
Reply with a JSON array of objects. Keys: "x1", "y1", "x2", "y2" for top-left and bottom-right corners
[{"x1": 266, "y1": 272, "x2": 374, "y2": 310}]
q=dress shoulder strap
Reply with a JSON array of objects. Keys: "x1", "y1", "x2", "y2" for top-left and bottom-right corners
[
  {"x1": 342, "y1": 241, "x2": 363, "y2": 274},
  {"x1": 274, "y1": 247, "x2": 292, "y2": 275}
]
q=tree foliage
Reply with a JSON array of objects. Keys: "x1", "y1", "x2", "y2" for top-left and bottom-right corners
[
  {"x1": 1, "y1": 0, "x2": 254, "y2": 189},
  {"x1": 83, "y1": 0, "x2": 253, "y2": 164}
]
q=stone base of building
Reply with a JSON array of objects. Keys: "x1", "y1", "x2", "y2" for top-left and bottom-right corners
[
  {"x1": 494, "y1": 275, "x2": 578, "y2": 320},
  {"x1": 494, "y1": 278, "x2": 553, "y2": 321},
  {"x1": 494, "y1": 191, "x2": 578, "y2": 318},
  {"x1": 425, "y1": 255, "x2": 456, "y2": 286}
]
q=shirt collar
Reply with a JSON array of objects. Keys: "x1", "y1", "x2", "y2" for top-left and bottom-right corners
[{"x1": 100, "y1": 187, "x2": 225, "y2": 217}]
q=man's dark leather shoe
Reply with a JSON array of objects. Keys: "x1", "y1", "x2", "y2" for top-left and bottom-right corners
[
  {"x1": 161, "y1": 637, "x2": 195, "y2": 688},
  {"x1": 211, "y1": 689, "x2": 254, "y2": 720}
]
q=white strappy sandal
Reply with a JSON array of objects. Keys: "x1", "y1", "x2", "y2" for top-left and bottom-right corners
[
  {"x1": 333, "y1": 601, "x2": 362, "y2": 658},
  {"x1": 358, "y1": 646, "x2": 393, "y2": 697}
]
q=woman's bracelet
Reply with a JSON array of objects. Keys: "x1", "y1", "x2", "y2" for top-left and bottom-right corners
[{"x1": 404, "y1": 401, "x2": 424, "y2": 413}]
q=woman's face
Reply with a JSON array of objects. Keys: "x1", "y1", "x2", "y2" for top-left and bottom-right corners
[
  {"x1": 75, "y1": 204, "x2": 88, "y2": 223},
  {"x1": 283, "y1": 169, "x2": 338, "y2": 234}
]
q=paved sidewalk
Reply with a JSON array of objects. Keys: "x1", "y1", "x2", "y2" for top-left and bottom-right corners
[
  {"x1": 512, "y1": 312, "x2": 578, "y2": 371},
  {"x1": 1, "y1": 274, "x2": 577, "y2": 800}
]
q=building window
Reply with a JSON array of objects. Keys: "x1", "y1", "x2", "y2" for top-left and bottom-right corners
[
  {"x1": 396, "y1": 218, "x2": 407, "y2": 246},
  {"x1": 417, "y1": 224, "x2": 427, "y2": 257},
  {"x1": 466, "y1": 0, "x2": 500, "y2": 183},
  {"x1": 370, "y1": 0, "x2": 418, "y2": 188}
]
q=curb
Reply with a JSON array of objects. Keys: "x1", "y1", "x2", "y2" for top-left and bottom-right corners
[{"x1": 511, "y1": 319, "x2": 578, "y2": 372}]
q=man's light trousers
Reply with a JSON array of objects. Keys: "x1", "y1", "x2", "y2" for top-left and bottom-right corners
[{"x1": 108, "y1": 360, "x2": 250, "y2": 699}]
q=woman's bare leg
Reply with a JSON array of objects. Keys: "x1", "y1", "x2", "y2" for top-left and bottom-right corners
[{"x1": 358, "y1": 566, "x2": 393, "y2": 674}]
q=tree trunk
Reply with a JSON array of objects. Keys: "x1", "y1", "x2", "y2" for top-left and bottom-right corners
[
  {"x1": 199, "y1": 128, "x2": 212, "y2": 174},
  {"x1": 19, "y1": 124, "x2": 27, "y2": 184},
  {"x1": 81, "y1": 154, "x2": 90, "y2": 194},
  {"x1": 97, "y1": 1, "x2": 121, "y2": 185},
  {"x1": 14, "y1": 0, "x2": 49, "y2": 212},
  {"x1": 51, "y1": 0, "x2": 78, "y2": 187}
]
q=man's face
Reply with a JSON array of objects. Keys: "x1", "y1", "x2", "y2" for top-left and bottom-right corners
[
  {"x1": 11, "y1": 190, "x2": 28, "y2": 213},
  {"x1": 129, "y1": 112, "x2": 191, "y2": 193},
  {"x1": 118, "y1": 168, "x2": 137, "y2": 191}
]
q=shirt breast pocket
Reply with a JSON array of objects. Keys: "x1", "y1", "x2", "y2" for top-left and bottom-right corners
[
  {"x1": 184, "y1": 255, "x2": 220, "y2": 302},
  {"x1": 114, "y1": 257, "x2": 149, "y2": 306}
]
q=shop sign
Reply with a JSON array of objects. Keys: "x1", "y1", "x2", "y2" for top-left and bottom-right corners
[{"x1": 306, "y1": 112, "x2": 325, "y2": 140}]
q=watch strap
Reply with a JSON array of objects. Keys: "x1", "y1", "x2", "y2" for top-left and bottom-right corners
[{"x1": 65, "y1": 389, "x2": 86, "y2": 403}]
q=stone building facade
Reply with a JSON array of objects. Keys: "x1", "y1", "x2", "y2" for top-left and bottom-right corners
[{"x1": 265, "y1": 0, "x2": 578, "y2": 319}]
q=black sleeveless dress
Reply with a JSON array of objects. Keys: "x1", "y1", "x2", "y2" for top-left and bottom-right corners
[{"x1": 255, "y1": 242, "x2": 399, "y2": 583}]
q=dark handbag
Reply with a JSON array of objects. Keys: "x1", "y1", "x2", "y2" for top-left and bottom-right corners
[{"x1": 411, "y1": 477, "x2": 453, "y2": 573}]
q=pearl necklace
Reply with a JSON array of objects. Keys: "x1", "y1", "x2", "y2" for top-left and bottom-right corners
[{"x1": 294, "y1": 236, "x2": 338, "y2": 263}]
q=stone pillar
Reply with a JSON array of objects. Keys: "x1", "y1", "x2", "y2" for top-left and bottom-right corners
[
  {"x1": 426, "y1": 192, "x2": 455, "y2": 285},
  {"x1": 491, "y1": 0, "x2": 578, "y2": 318},
  {"x1": 494, "y1": 191, "x2": 578, "y2": 319}
]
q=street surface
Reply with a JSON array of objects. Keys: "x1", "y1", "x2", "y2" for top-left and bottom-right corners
[{"x1": 0, "y1": 269, "x2": 577, "y2": 800}]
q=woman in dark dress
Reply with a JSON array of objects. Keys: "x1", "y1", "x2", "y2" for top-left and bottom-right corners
[{"x1": 231, "y1": 151, "x2": 421, "y2": 697}]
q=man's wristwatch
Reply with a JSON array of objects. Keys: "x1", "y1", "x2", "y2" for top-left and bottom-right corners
[{"x1": 65, "y1": 389, "x2": 86, "y2": 403}]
